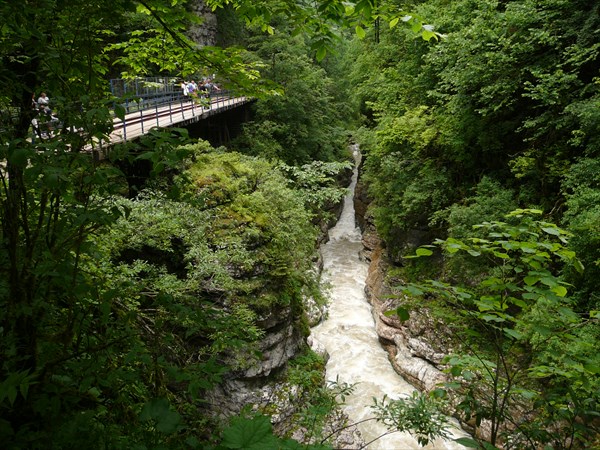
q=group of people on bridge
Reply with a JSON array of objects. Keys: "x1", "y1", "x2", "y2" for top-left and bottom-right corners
[
  {"x1": 31, "y1": 91, "x2": 61, "y2": 141},
  {"x1": 181, "y1": 78, "x2": 220, "y2": 109}
]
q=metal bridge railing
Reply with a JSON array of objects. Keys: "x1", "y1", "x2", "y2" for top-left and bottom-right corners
[
  {"x1": 109, "y1": 77, "x2": 233, "y2": 115},
  {"x1": 109, "y1": 79, "x2": 245, "y2": 143}
]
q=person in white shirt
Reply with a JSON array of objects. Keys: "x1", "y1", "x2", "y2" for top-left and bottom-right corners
[{"x1": 37, "y1": 92, "x2": 51, "y2": 115}]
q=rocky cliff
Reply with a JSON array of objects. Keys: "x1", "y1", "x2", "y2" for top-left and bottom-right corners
[
  {"x1": 188, "y1": 0, "x2": 218, "y2": 46},
  {"x1": 204, "y1": 164, "x2": 362, "y2": 448},
  {"x1": 355, "y1": 170, "x2": 456, "y2": 394}
]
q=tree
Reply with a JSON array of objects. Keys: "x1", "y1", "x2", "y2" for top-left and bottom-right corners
[
  {"x1": 0, "y1": 1, "x2": 320, "y2": 445},
  {"x1": 230, "y1": 17, "x2": 352, "y2": 164},
  {"x1": 397, "y1": 210, "x2": 599, "y2": 448},
  {"x1": 352, "y1": 0, "x2": 600, "y2": 258},
  {"x1": 205, "y1": 0, "x2": 443, "y2": 60}
]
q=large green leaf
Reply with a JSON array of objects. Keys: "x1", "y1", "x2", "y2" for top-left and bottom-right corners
[
  {"x1": 416, "y1": 247, "x2": 433, "y2": 256},
  {"x1": 221, "y1": 415, "x2": 277, "y2": 449},
  {"x1": 140, "y1": 398, "x2": 182, "y2": 434}
]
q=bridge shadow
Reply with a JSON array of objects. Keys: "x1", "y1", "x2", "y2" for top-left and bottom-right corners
[{"x1": 186, "y1": 100, "x2": 254, "y2": 147}]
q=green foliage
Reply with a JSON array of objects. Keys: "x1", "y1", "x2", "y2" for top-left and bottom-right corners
[
  {"x1": 364, "y1": 154, "x2": 452, "y2": 253},
  {"x1": 277, "y1": 350, "x2": 361, "y2": 447},
  {"x1": 215, "y1": 413, "x2": 331, "y2": 450},
  {"x1": 178, "y1": 150, "x2": 320, "y2": 307},
  {"x1": 231, "y1": 25, "x2": 351, "y2": 164},
  {"x1": 444, "y1": 177, "x2": 518, "y2": 241},
  {"x1": 279, "y1": 160, "x2": 352, "y2": 213},
  {"x1": 205, "y1": 0, "x2": 443, "y2": 60},
  {"x1": 352, "y1": 0, "x2": 600, "y2": 254},
  {"x1": 287, "y1": 351, "x2": 326, "y2": 392},
  {"x1": 139, "y1": 397, "x2": 182, "y2": 435},
  {"x1": 429, "y1": 177, "x2": 519, "y2": 284},
  {"x1": 397, "y1": 210, "x2": 599, "y2": 448},
  {"x1": 561, "y1": 157, "x2": 600, "y2": 310},
  {"x1": 0, "y1": 137, "x2": 328, "y2": 447},
  {"x1": 371, "y1": 391, "x2": 450, "y2": 447}
]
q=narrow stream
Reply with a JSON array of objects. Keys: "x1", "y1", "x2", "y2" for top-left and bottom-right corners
[{"x1": 311, "y1": 147, "x2": 468, "y2": 449}]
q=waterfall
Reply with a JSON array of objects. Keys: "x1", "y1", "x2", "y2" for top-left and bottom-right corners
[{"x1": 310, "y1": 146, "x2": 468, "y2": 449}]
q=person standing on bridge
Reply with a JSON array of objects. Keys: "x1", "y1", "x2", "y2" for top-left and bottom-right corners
[
  {"x1": 198, "y1": 80, "x2": 210, "y2": 110},
  {"x1": 37, "y1": 92, "x2": 52, "y2": 115},
  {"x1": 188, "y1": 80, "x2": 199, "y2": 106},
  {"x1": 187, "y1": 80, "x2": 197, "y2": 97}
]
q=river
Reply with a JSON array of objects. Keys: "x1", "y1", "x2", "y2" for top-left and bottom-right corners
[{"x1": 310, "y1": 147, "x2": 468, "y2": 449}]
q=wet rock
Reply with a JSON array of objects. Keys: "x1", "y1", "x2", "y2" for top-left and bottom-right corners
[
  {"x1": 364, "y1": 225, "x2": 452, "y2": 393},
  {"x1": 307, "y1": 335, "x2": 329, "y2": 362},
  {"x1": 391, "y1": 334, "x2": 446, "y2": 391},
  {"x1": 303, "y1": 290, "x2": 328, "y2": 327}
]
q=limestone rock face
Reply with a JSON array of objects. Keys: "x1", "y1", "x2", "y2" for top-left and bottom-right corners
[
  {"x1": 187, "y1": 0, "x2": 218, "y2": 47},
  {"x1": 363, "y1": 227, "x2": 453, "y2": 392},
  {"x1": 304, "y1": 294, "x2": 328, "y2": 327},
  {"x1": 204, "y1": 163, "x2": 356, "y2": 446},
  {"x1": 204, "y1": 304, "x2": 312, "y2": 436},
  {"x1": 242, "y1": 322, "x2": 303, "y2": 379},
  {"x1": 354, "y1": 172, "x2": 454, "y2": 394},
  {"x1": 214, "y1": 305, "x2": 305, "y2": 383}
]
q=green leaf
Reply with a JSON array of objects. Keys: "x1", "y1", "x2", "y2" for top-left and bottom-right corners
[
  {"x1": 541, "y1": 226, "x2": 560, "y2": 236},
  {"x1": 389, "y1": 17, "x2": 399, "y2": 28},
  {"x1": 114, "y1": 103, "x2": 126, "y2": 120},
  {"x1": 8, "y1": 148, "x2": 30, "y2": 168},
  {"x1": 222, "y1": 415, "x2": 274, "y2": 449},
  {"x1": 422, "y1": 29, "x2": 436, "y2": 41},
  {"x1": 355, "y1": 25, "x2": 366, "y2": 39},
  {"x1": 573, "y1": 259, "x2": 585, "y2": 274},
  {"x1": 551, "y1": 285, "x2": 567, "y2": 297},
  {"x1": 524, "y1": 276, "x2": 539, "y2": 286},
  {"x1": 454, "y1": 437, "x2": 481, "y2": 448},
  {"x1": 140, "y1": 398, "x2": 181, "y2": 434},
  {"x1": 416, "y1": 247, "x2": 433, "y2": 257},
  {"x1": 395, "y1": 307, "x2": 410, "y2": 322},
  {"x1": 540, "y1": 277, "x2": 557, "y2": 287},
  {"x1": 156, "y1": 409, "x2": 182, "y2": 434},
  {"x1": 510, "y1": 297, "x2": 527, "y2": 308},
  {"x1": 503, "y1": 328, "x2": 522, "y2": 340},
  {"x1": 404, "y1": 285, "x2": 424, "y2": 296},
  {"x1": 482, "y1": 314, "x2": 505, "y2": 323},
  {"x1": 584, "y1": 364, "x2": 600, "y2": 374},
  {"x1": 431, "y1": 388, "x2": 447, "y2": 399},
  {"x1": 315, "y1": 45, "x2": 327, "y2": 61},
  {"x1": 450, "y1": 366, "x2": 462, "y2": 377}
]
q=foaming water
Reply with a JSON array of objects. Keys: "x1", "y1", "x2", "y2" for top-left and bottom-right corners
[{"x1": 311, "y1": 146, "x2": 468, "y2": 449}]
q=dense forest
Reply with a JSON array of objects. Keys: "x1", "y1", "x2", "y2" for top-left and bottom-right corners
[{"x1": 0, "y1": 0, "x2": 598, "y2": 449}]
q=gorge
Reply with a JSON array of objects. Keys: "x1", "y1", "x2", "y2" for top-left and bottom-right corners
[{"x1": 311, "y1": 148, "x2": 469, "y2": 449}]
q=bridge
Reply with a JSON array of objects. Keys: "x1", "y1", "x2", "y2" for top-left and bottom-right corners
[{"x1": 101, "y1": 77, "x2": 252, "y2": 147}]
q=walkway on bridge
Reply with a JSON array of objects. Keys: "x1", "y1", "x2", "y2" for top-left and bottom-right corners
[
  {"x1": 99, "y1": 77, "x2": 251, "y2": 147},
  {"x1": 108, "y1": 94, "x2": 249, "y2": 145}
]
